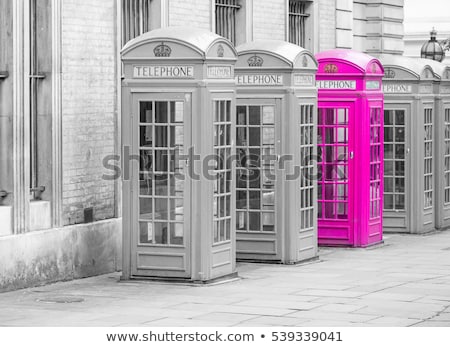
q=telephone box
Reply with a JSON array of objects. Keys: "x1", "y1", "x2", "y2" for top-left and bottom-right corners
[
  {"x1": 378, "y1": 54, "x2": 435, "y2": 233},
  {"x1": 315, "y1": 49, "x2": 384, "y2": 247},
  {"x1": 121, "y1": 27, "x2": 238, "y2": 282},
  {"x1": 419, "y1": 59, "x2": 450, "y2": 230},
  {"x1": 234, "y1": 40, "x2": 318, "y2": 263}
]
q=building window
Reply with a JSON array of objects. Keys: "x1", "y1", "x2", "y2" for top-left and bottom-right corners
[
  {"x1": 424, "y1": 108, "x2": 433, "y2": 209},
  {"x1": 122, "y1": 0, "x2": 152, "y2": 46},
  {"x1": 215, "y1": 0, "x2": 240, "y2": 45},
  {"x1": 445, "y1": 109, "x2": 450, "y2": 204},
  {"x1": 288, "y1": 0, "x2": 310, "y2": 48},
  {"x1": 29, "y1": 0, "x2": 52, "y2": 201}
]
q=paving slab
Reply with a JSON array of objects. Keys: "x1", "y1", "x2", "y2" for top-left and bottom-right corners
[{"x1": 0, "y1": 231, "x2": 449, "y2": 326}]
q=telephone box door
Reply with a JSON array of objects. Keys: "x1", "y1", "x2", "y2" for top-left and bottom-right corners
[
  {"x1": 131, "y1": 93, "x2": 191, "y2": 278},
  {"x1": 235, "y1": 99, "x2": 282, "y2": 261},
  {"x1": 317, "y1": 103, "x2": 355, "y2": 245}
]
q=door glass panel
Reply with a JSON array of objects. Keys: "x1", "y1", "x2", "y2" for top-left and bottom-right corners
[
  {"x1": 138, "y1": 101, "x2": 184, "y2": 245},
  {"x1": 300, "y1": 105, "x2": 315, "y2": 233},
  {"x1": 445, "y1": 109, "x2": 450, "y2": 204},
  {"x1": 383, "y1": 109, "x2": 406, "y2": 211},
  {"x1": 236, "y1": 104, "x2": 276, "y2": 233},
  {"x1": 424, "y1": 108, "x2": 433, "y2": 209},
  {"x1": 317, "y1": 108, "x2": 349, "y2": 220},
  {"x1": 213, "y1": 100, "x2": 232, "y2": 243}
]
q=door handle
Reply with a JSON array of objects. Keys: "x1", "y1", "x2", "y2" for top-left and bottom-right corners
[{"x1": 350, "y1": 151, "x2": 354, "y2": 159}]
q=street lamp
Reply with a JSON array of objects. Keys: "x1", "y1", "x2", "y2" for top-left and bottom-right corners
[{"x1": 421, "y1": 28, "x2": 445, "y2": 62}]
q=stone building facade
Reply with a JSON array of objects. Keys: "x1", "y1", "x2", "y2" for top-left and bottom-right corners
[{"x1": 0, "y1": 0, "x2": 404, "y2": 291}]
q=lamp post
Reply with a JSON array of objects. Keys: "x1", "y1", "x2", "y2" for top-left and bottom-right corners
[{"x1": 421, "y1": 28, "x2": 445, "y2": 62}]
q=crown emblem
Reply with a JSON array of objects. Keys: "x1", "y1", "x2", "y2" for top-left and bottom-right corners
[
  {"x1": 372, "y1": 63, "x2": 377, "y2": 73},
  {"x1": 154, "y1": 42, "x2": 171, "y2": 57},
  {"x1": 324, "y1": 63, "x2": 338, "y2": 73},
  {"x1": 247, "y1": 55, "x2": 264, "y2": 67},
  {"x1": 302, "y1": 56, "x2": 308, "y2": 67},
  {"x1": 217, "y1": 44, "x2": 224, "y2": 57},
  {"x1": 384, "y1": 69, "x2": 395, "y2": 79}
]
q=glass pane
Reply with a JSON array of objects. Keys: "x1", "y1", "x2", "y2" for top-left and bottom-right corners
[
  {"x1": 396, "y1": 110, "x2": 405, "y2": 125},
  {"x1": 384, "y1": 127, "x2": 393, "y2": 142},
  {"x1": 395, "y1": 127, "x2": 405, "y2": 142},
  {"x1": 155, "y1": 102, "x2": 168, "y2": 123},
  {"x1": 237, "y1": 106, "x2": 247, "y2": 125},
  {"x1": 249, "y1": 128, "x2": 260, "y2": 146},
  {"x1": 236, "y1": 190, "x2": 247, "y2": 209},
  {"x1": 384, "y1": 110, "x2": 393, "y2": 126},
  {"x1": 140, "y1": 150, "x2": 152, "y2": 172},
  {"x1": 384, "y1": 177, "x2": 394, "y2": 192},
  {"x1": 385, "y1": 161, "x2": 393, "y2": 175},
  {"x1": 139, "y1": 197, "x2": 153, "y2": 219},
  {"x1": 237, "y1": 211, "x2": 247, "y2": 230},
  {"x1": 140, "y1": 102, "x2": 153, "y2": 123},
  {"x1": 139, "y1": 173, "x2": 153, "y2": 196},
  {"x1": 395, "y1": 195, "x2": 405, "y2": 210},
  {"x1": 154, "y1": 222, "x2": 168, "y2": 244},
  {"x1": 263, "y1": 106, "x2": 275, "y2": 124},
  {"x1": 262, "y1": 212, "x2": 274, "y2": 231},
  {"x1": 139, "y1": 221, "x2": 153, "y2": 243},
  {"x1": 263, "y1": 128, "x2": 275, "y2": 145},
  {"x1": 248, "y1": 212, "x2": 261, "y2": 231},
  {"x1": 170, "y1": 223, "x2": 183, "y2": 245},
  {"x1": 140, "y1": 126, "x2": 153, "y2": 147},
  {"x1": 174, "y1": 101, "x2": 183, "y2": 123},
  {"x1": 249, "y1": 106, "x2": 260, "y2": 125},
  {"x1": 154, "y1": 150, "x2": 168, "y2": 172},
  {"x1": 249, "y1": 191, "x2": 261, "y2": 210},
  {"x1": 155, "y1": 126, "x2": 167, "y2": 147},
  {"x1": 384, "y1": 195, "x2": 394, "y2": 209},
  {"x1": 395, "y1": 145, "x2": 405, "y2": 159},
  {"x1": 385, "y1": 144, "x2": 394, "y2": 159},
  {"x1": 395, "y1": 178, "x2": 404, "y2": 192}
]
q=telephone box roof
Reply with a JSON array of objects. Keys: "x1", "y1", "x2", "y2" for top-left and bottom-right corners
[
  {"x1": 236, "y1": 40, "x2": 317, "y2": 68},
  {"x1": 315, "y1": 49, "x2": 383, "y2": 75},
  {"x1": 121, "y1": 26, "x2": 236, "y2": 58},
  {"x1": 378, "y1": 54, "x2": 434, "y2": 80}
]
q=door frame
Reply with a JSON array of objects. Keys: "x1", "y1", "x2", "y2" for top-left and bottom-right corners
[
  {"x1": 317, "y1": 101, "x2": 355, "y2": 245},
  {"x1": 235, "y1": 97, "x2": 283, "y2": 260},
  {"x1": 130, "y1": 92, "x2": 192, "y2": 278}
]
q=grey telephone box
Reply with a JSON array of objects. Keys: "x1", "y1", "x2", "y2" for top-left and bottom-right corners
[
  {"x1": 418, "y1": 59, "x2": 450, "y2": 230},
  {"x1": 234, "y1": 40, "x2": 318, "y2": 263},
  {"x1": 121, "y1": 27, "x2": 238, "y2": 282},
  {"x1": 378, "y1": 54, "x2": 435, "y2": 233}
]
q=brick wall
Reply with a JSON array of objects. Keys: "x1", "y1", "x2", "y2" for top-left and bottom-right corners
[
  {"x1": 253, "y1": 0, "x2": 286, "y2": 41},
  {"x1": 61, "y1": 0, "x2": 116, "y2": 225},
  {"x1": 318, "y1": 0, "x2": 336, "y2": 51},
  {"x1": 169, "y1": 0, "x2": 211, "y2": 30}
]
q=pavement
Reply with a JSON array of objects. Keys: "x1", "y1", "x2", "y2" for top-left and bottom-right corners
[{"x1": 1, "y1": 231, "x2": 450, "y2": 327}]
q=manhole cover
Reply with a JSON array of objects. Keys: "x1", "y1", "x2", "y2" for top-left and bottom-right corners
[{"x1": 37, "y1": 296, "x2": 84, "y2": 304}]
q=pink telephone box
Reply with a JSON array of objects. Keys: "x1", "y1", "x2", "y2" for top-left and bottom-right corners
[{"x1": 315, "y1": 49, "x2": 384, "y2": 247}]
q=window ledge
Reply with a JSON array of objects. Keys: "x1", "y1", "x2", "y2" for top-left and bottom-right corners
[
  {"x1": 0, "y1": 205, "x2": 13, "y2": 236},
  {"x1": 30, "y1": 200, "x2": 51, "y2": 232}
]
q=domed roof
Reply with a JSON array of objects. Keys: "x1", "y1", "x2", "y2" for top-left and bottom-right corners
[
  {"x1": 420, "y1": 29, "x2": 445, "y2": 62},
  {"x1": 236, "y1": 40, "x2": 317, "y2": 68},
  {"x1": 315, "y1": 49, "x2": 383, "y2": 75},
  {"x1": 121, "y1": 26, "x2": 236, "y2": 58},
  {"x1": 378, "y1": 54, "x2": 434, "y2": 80}
]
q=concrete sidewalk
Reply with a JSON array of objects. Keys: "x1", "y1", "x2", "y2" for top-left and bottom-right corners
[{"x1": 1, "y1": 232, "x2": 450, "y2": 327}]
